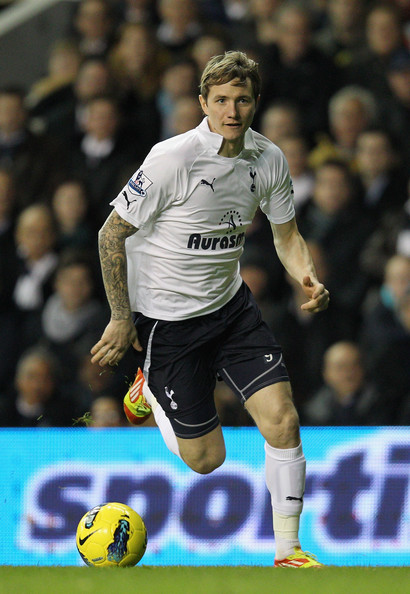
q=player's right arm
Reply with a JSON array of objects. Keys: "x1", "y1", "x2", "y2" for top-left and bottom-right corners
[{"x1": 90, "y1": 210, "x2": 142, "y2": 367}]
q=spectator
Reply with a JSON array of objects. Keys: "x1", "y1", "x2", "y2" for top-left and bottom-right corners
[
  {"x1": 26, "y1": 39, "x2": 82, "y2": 121},
  {"x1": 51, "y1": 179, "x2": 95, "y2": 251},
  {"x1": 13, "y1": 203, "x2": 59, "y2": 354},
  {"x1": 167, "y1": 95, "x2": 203, "y2": 137},
  {"x1": 360, "y1": 189, "x2": 410, "y2": 284},
  {"x1": 108, "y1": 22, "x2": 164, "y2": 152},
  {"x1": 259, "y1": 2, "x2": 340, "y2": 139},
  {"x1": 0, "y1": 168, "x2": 19, "y2": 390},
  {"x1": 0, "y1": 167, "x2": 16, "y2": 239},
  {"x1": 196, "y1": 0, "x2": 230, "y2": 26},
  {"x1": 242, "y1": 213, "x2": 286, "y2": 302},
  {"x1": 380, "y1": 48, "x2": 410, "y2": 163},
  {"x1": 364, "y1": 2, "x2": 404, "y2": 60},
  {"x1": 191, "y1": 33, "x2": 228, "y2": 74},
  {"x1": 279, "y1": 134, "x2": 314, "y2": 211},
  {"x1": 355, "y1": 127, "x2": 407, "y2": 217},
  {"x1": 303, "y1": 341, "x2": 386, "y2": 426},
  {"x1": 269, "y1": 241, "x2": 340, "y2": 403},
  {"x1": 239, "y1": 0, "x2": 285, "y2": 48},
  {"x1": 309, "y1": 85, "x2": 378, "y2": 170},
  {"x1": 360, "y1": 254, "x2": 410, "y2": 365},
  {"x1": 89, "y1": 395, "x2": 127, "y2": 427},
  {"x1": 67, "y1": 95, "x2": 137, "y2": 225},
  {"x1": 259, "y1": 100, "x2": 301, "y2": 146},
  {"x1": 75, "y1": 349, "x2": 120, "y2": 409},
  {"x1": 370, "y1": 290, "x2": 410, "y2": 424},
  {"x1": 44, "y1": 58, "x2": 114, "y2": 144},
  {"x1": 71, "y1": 0, "x2": 117, "y2": 59},
  {"x1": 0, "y1": 88, "x2": 66, "y2": 207},
  {"x1": 347, "y1": 2, "x2": 405, "y2": 98},
  {"x1": 240, "y1": 244, "x2": 281, "y2": 327},
  {"x1": 156, "y1": 0, "x2": 204, "y2": 56},
  {"x1": 0, "y1": 347, "x2": 76, "y2": 427},
  {"x1": 72, "y1": 338, "x2": 142, "y2": 410},
  {"x1": 156, "y1": 58, "x2": 199, "y2": 139},
  {"x1": 314, "y1": 0, "x2": 367, "y2": 70},
  {"x1": 109, "y1": 22, "x2": 164, "y2": 99},
  {"x1": 40, "y1": 250, "x2": 107, "y2": 380},
  {"x1": 297, "y1": 160, "x2": 373, "y2": 335},
  {"x1": 118, "y1": 0, "x2": 160, "y2": 26},
  {"x1": 222, "y1": 0, "x2": 249, "y2": 23}
]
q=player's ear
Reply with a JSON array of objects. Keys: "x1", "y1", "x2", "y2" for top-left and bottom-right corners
[
  {"x1": 198, "y1": 95, "x2": 208, "y2": 115},
  {"x1": 255, "y1": 94, "x2": 261, "y2": 108}
]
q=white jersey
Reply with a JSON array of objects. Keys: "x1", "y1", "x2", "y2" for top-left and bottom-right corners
[{"x1": 111, "y1": 117, "x2": 295, "y2": 321}]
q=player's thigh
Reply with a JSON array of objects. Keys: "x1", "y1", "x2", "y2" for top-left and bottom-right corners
[
  {"x1": 245, "y1": 381, "x2": 300, "y2": 448},
  {"x1": 135, "y1": 313, "x2": 221, "y2": 438},
  {"x1": 176, "y1": 424, "x2": 226, "y2": 475}
]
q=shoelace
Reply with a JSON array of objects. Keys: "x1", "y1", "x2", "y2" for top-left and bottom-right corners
[{"x1": 301, "y1": 550, "x2": 319, "y2": 562}]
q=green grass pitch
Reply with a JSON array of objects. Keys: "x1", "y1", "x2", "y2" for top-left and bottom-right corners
[{"x1": 0, "y1": 566, "x2": 408, "y2": 594}]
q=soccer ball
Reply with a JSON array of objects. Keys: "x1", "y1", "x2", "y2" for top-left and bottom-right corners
[{"x1": 76, "y1": 502, "x2": 147, "y2": 567}]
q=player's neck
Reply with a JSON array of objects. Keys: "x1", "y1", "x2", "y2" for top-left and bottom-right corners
[{"x1": 218, "y1": 138, "x2": 244, "y2": 158}]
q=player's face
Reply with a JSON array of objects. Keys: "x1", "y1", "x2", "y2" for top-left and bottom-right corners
[{"x1": 199, "y1": 78, "x2": 258, "y2": 157}]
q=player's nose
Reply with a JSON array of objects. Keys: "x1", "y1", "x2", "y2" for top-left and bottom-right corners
[{"x1": 226, "y1": 101, "x2": 239, "y2": 118}]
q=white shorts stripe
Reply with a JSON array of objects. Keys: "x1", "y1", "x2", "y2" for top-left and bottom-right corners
[
  {"x1": 241, "y1": 354, "x2": 283, "y2": 393},
  {"x1": 143, "y1": 320, "x2": 158, "y2": 385},
  {"x1": 173, "y1": 414, "x2": 219, "y2": 428}
]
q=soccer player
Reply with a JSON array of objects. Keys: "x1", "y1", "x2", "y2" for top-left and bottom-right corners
[{"x1": 91, "y1": 51, "x2": 329, "y2": 567}]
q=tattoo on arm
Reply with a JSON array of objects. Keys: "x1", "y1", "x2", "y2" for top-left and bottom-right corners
[{"x1": 98, "y1": 210, "x2": 138, "y2": 320}]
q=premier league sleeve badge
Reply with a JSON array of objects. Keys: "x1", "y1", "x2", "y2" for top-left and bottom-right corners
[{"x1": 127, "y1": 169, "x2": 153, "y2": 198}]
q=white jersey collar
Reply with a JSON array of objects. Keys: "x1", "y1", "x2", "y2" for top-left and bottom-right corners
[{"x1": 196, "y1": 117, "x2": 258, "y2": 155}]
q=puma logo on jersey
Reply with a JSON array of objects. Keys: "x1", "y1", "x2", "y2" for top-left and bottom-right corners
[
  {"x1": 200, "y1": 177, "x2": 216, "y2": 192},
  {"x1": 122, "y1": 190, "x2": 137, "y2": 210},
  {"x1": 165, "y1": 386, "x2": 178, "y2": 410}
]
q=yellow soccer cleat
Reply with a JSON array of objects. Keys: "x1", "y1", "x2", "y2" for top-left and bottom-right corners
[
  {"x1": 274, "y1": 547, "x2": 324, "y2": 568},
  {"x1": 123, "y1": 368, "x2": 152, "y2": 425}
]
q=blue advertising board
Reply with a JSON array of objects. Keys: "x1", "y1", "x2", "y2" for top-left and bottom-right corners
[{"x1": 0, "y1": 426, "x2": 408, "y2": 566}]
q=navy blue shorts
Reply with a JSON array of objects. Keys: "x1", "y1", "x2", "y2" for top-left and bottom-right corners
[{"x1": 133, "y1": 283, "x2": 289, "y2": 439}]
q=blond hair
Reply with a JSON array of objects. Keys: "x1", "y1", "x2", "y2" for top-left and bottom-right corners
[{"x1": 199, "y1": 50, "x2": 261, "y2": 102}]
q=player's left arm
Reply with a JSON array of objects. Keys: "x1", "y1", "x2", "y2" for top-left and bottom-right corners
[{"x1": 271, "y1": 217, "x2": 329, "y2": 313}]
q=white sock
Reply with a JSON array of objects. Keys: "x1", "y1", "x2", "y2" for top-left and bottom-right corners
[
  {"x1": 265, "y1": 441, "x2": 306, "y2": 559},
  {"x1": 142, "y1": 381, "x2": 182, "y2": 460}
]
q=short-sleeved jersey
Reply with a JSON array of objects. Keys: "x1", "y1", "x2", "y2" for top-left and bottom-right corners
[{"x1": 111, "y1": 117, "x2": 295, "y2": 320}]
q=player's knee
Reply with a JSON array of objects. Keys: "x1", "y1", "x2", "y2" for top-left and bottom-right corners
[
  {"x1": 260, "y1": 405, "x2": 300, "y2": 444},
  {"x1": 183, "y1": 448, "x2": 226, "y2": 475},
  {"x1": 280, "y1": 407, "x2": 300, "y2": 439}
]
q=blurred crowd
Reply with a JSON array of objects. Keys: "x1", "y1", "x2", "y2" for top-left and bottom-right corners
[{"x1": 0, "y1": 0, "x2": 409, "y2": 428}]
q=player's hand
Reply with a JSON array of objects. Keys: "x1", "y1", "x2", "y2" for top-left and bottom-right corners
[
  {"x1": 300, "y1": 275, "x2": 329, "y2": 313},
  {"x1": 90, "y1": 318, "x2": 143, "y2": 367}
]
